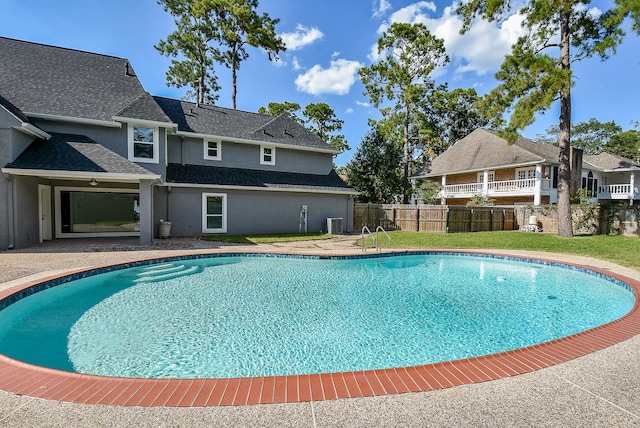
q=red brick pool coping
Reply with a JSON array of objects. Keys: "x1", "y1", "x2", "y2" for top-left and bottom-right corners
[{"x1": 0, "y1": 251, "x2": 638, "y2": 407}]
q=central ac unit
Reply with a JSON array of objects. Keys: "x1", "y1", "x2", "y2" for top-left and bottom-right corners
[{"x1": 326, "y1": 217, "x2": 343, "y2": 234}]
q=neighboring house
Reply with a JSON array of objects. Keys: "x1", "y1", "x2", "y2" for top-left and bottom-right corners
[
  {"x1": 412, "y1": 128, "x2": 640, "y2": 206},
  {"x1": 0, "y1": 37, "x2": 356, "y2": 249}
]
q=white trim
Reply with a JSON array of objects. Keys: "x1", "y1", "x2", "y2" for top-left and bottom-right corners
[
  {"x1": 128, "y1": 123, "x2": 159, "y2": 163},
  {"x1": 54, "y1": 186, "x2": 141, "y2": 238},
  {"x1": 260, "y1": 145, "x2": 276, "y2": 165},
  {"x1": 113, "y1": 116, "x2": 176, "y2": 129},
  {"x1": 1, "y1": 167, "x2": 160, "y2": 182},
  {"x1": 160, "y1": 182, "x2": 359, "y2": 195},
  {"x1": 174, "y1": 130, "x2": 339, "y2": 155},
  {"x1": 26, "y1": 112, "x2": 123, "y2": 128},
  {"x1": 204, "y1": 139, "x2": 222, "y2": 161},
  {"x1": 12, "y1": 123, "x2": 51, "y2": 139},
  {"x1": 202, "y1": 192, "x2": 227, "y2": 233}
]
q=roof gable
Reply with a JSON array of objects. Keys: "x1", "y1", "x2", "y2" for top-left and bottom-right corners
[
  {"x1": 0, "y1": 37, "x2": 171, "y2": 124},
  {"x1": 153, "y1": 96, "x2": 336, "y2": 151}
]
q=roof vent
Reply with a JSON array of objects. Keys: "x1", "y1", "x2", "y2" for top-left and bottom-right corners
[{"x1": 283, "y1": 129, "x2": 293, "y2": 137}]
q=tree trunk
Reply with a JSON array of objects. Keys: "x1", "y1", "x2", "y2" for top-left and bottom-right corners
[
  {"x1": 231, "y1": 65, "x2": 237, "y2": 110},
  {"x1": 197, "y1": 76, "x2": 204, "y2": 107},
  {"x1": 402, "y1": 101, "x2": 410, "y2": 204},
  {"x1": 557, "y1": 11, "x2": 573, "y2": 238},
  {"x1": 231, "y1": 44, "x2": 238, "y2": 110}
]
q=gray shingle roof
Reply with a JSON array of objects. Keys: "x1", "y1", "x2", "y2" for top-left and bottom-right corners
[
  {"x1": 154, "y1": 96, "x2": 336, "y2": 151},
  {"x1": 584, "y1": 152, "x2": 640, "y2": 170},
  {"x1": 413, "y1": 129, "x2": 560, "y2": 177},
  {"x1": 167, "y1": 163, "x2": 355, "y2": 193},
  {"x1": 0, "y1": 37, "x2": 172, "y2": 124},
  {"x1": 4, "y1": 133, "x2": 157, "y2": 177},
  {"x1": 0, "y1": 94, "x2": 30, "y2": 123}
]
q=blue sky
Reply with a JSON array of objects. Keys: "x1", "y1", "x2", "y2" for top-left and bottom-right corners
[{"x1": 1, "y1": 0, "x2": 639, "y2": 166}]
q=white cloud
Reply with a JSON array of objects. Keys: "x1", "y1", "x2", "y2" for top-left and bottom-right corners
[
  {"x1": 331, "y1": 51, "x2": 340, "y2": 58},
  {"x1": 368, "y1": 2, "x2": 527, "y2": 76},
  {"x1": 372, "y1": 0, "x2": 392, "y2": 18},
  {"x1": 292, "y1": 57, "x2": 303, "y2": 70},
  {"x1": 295, "y1": 59, "x2": 363, "y2": 96},
  {"x1": 279, "y1": 24, "x2": 324, "y2": 51},
  {"x1": 345, "y1": 107, "x2": 355, "y2": 114},
  {"x1": 356, "y1": 101, "x2": 370, "y2": 107}
]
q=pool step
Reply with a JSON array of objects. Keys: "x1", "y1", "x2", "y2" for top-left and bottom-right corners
[
  {"x1": 134, "y1": 265, "x2": 201, "y2": 282},
  {"x1": 137, "y1": 264, "x2": 186, "y2": 276}
]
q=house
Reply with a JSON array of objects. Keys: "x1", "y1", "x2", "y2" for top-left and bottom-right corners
[
  {"x1": 0, "y1": 37, "x2": 356, "y2": 249},
  {"x1": 411, "y1": 128, "x2": 640, "y2": 206}
]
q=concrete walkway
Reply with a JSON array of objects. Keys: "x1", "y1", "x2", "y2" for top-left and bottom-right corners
[{"x1": 1, "y1": 237, "x2": 639, "y2": 427}]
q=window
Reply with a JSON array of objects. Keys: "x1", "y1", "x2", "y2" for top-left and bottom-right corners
[
  {"x1": 477, "y1": 171, "x2": 495, "y2": 183},
  {"x1": 55, "y1": 187, "x2": 140, "y2": 237},
  {"x1": 202, "y1": 193, "x2": 227, "y2": 233},
  {"x1": 128, "y1": 124, "x2": 159, "y2": 163},
  {"x1": 204, "y1": 140, "x2": 221, "y2": 161},
  {"x1": 260, "y1": 145, "x2": 275, "y2": 165},
  {"x1": 515, "y1": 167, "x2": 536, "y2": 180}
]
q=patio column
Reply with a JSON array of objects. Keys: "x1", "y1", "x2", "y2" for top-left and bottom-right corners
[
  {"x1": 139, "y1": 179, "x2": 154, "y2": 246},
  {"x1": 630, "y1": 172, "x2": 636, "y2": 206},
  {"x1": 483, "y1": 170, "x2": 489, "y2": 195},
  {"x1": 534, "y1": 164, "x2": 542, "y2": 205},
  {"x1": 441, "y1": 175, "x2": 447, "y2": 205}
]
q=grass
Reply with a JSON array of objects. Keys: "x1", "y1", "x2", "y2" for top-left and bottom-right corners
[
  {"x1": 204, "y1": 230, "x2": 640, "y2": 270},
  {"x1": 382, "y1": 230, "x2": 640, "y2": 270},
  {"x1": 202, "y1": 232, "x2": 333, "y2": 244}
]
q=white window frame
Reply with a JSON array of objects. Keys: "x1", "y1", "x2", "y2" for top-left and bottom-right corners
[
  {"x1": 477, "y1": 171, "x2": 495, "y2": 183},
  {"x1": 128, "y1": 123, "x2": 159, "y2": 163},
  {"x1": 260, "y1": 145, "x2": 276, "y2": 165},
  {"x1": 202, "y1": 193, "x2": 227, "y2": 233},
  {"x1": 515, "y1": 167, "x2": 536, "y2": 180},
  {"x1": 204, "y1": 139, "x2": 222, "y2": 161}
]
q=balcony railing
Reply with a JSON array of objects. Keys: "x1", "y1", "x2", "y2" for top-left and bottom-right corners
[
  {"x1": 598, "y1": 184, "x2": 639, "y2": 199},
  {"x1": 442, "y1": 178, "x2": 551, "y2": 197}
]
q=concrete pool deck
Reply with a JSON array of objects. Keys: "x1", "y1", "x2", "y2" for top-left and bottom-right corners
[{"x1": 1, "y1": 236, "x2": 639, "y2": 427}]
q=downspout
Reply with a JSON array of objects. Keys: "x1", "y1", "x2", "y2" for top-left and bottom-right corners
[{"x1": 5, "y1": 174, "x2": 15, "y2": 249}]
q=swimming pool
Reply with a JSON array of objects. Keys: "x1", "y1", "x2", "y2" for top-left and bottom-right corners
[{"x1": 0, "y1": 252, "x2": 634, "y2": 380}]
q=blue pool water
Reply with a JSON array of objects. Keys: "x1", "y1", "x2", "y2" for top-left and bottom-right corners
[{"x1": 0, "y1": 253, "x2": 634, "y2": 378}]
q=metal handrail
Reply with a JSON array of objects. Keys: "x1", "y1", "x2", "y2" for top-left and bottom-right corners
[
  {"x1": 375, "y1": 226, "x2": 391, "y2": 251},
  {"x1": 361, "y1": 226, "x2": 375, "y2": 252}
]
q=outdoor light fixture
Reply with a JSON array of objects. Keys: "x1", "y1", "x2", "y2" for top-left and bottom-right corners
[{"x1": 89, "y1": 178, "x2": 98, "y2": 186}]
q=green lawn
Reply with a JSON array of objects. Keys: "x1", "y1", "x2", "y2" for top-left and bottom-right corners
[
  {"x1": 205, "y1": 230, "x2": 639, "y2": 270},
  {"x1": 382, "y1": 230, "x2": 640, "y2": 270}
]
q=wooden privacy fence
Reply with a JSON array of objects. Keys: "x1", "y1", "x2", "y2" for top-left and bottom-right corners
[{"x1": 354, "y1": 204, "x2": 517, "y2": 233}]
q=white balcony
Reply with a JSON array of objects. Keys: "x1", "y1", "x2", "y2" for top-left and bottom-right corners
[
  {"x1": 441, "y1": 178, "x2": 552, "y2": 198},
  {"x1": 598, "y1": 184, "x2": 639, "y2": 200}
]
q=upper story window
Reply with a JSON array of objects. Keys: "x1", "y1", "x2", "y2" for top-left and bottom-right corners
[
  {"x1": 128, "y1": 124, "x2": 159, "y2": 163},
  {"x1": 260, "y1": 145, "x2": 276, "y2": 165},
  {"x1": 515, "y1": 167, "x2": 536, "y2": 180},
  {"x1": 477, "y1": 171, "x2": 495, "y2": 183},
  {"x1": 204, "y1": 140, "x2": 221, "y2": 161}
]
